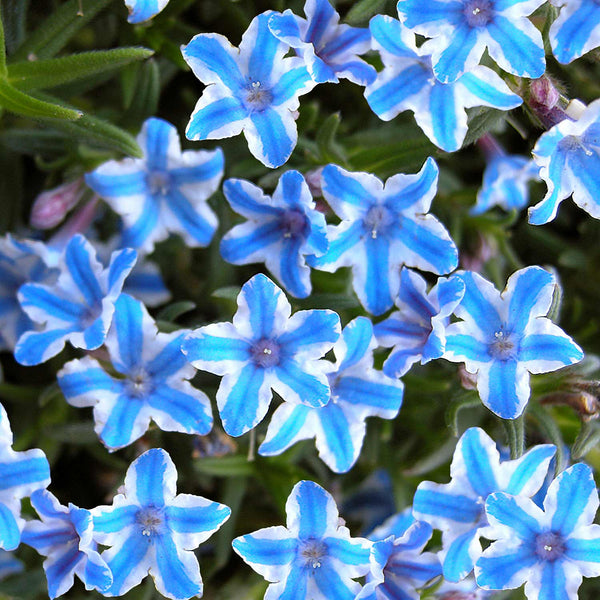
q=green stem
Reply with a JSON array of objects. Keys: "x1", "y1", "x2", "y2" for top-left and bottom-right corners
[
  {"x1": 504, "y1": 414, "x2": 525, "y2": 459},
  {"x1": 0, "y1": 4, "x2": 7, "y2": 77}
]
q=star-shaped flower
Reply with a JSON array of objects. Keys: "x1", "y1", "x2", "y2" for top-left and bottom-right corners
[
  {"x1": 85, "y1": 117, "x2": 223, "y2": 253},
  {"x1": 413, "y1": 427, "x2": 556, "y2": 582},
  {"x1": 268, "y1": 0, "x2": 376, "y2": 85},
  {"x1": 57, "y1": 293, "x2": 212, "y2": 451},
  {"x1": 310, "y1": 159, "x2": 458, "y2": 315},
  {"x1": 124, "y1": 0, "x2": 169, "y2": 23},
  {"x1": 182, "y1": 274, "x2": 340, "y2": 437},
  {"x1": 529, "y1": 99, "x2": 600, "y2": 225},
  {"x1": 22, "y1": 490, "x2": 112, "y2": 598},
  {"x1": 0, "y1": 403, "x2": 51, "y2": 551},
  {"x1": 374, "y1": 269, "x2": 465, "y2": 378},
  {"x1": 232, "y1": 480, "x2": 372, "y2": 600},
  {"x1": 396, "y1": 0, "x2": 546, "y2": 83},
  {"x1": 14, "y1": 234, "x2": 136, "y2": 366},
  {"x1": 220, "y1": 170, "x2": 328, "y2": 299},
  {"x1": 182, "y1": 11, "x2": 316, "y2": 168},
  {"x1": 443, "y1": 266, "x2": 583, "y2": 419},
  {"x1": 259, "y1": 317, "x2": 404, "y2": 473},
  {"x1": 0, "y1": 234, "x2": 58, "y2": 352},
  {"x1": 550, "y1": 0, "x2": 600, "y2": 64},
  {"x1": 365, "y1": 16, "x2": 523, "y2": 152},
  {"x1": 92, "y1": 448, "x2": 230, "y2": 599},
  {"x1": 475, "y1": 463, "x2": 600, "y2": 600}
]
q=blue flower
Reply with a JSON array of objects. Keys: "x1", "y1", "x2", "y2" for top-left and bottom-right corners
[
  {"x1": 365, "y1": 16, "x2": 523, "y2": 152},
  {"x1": 413, "y1": 427, "x2": 555, "y2": 582},
  {"x1": 124, "y1": 0, "x2": 169, "y2": 23},
  {"x1": 182, "y1": 274, "x2": 340, "y2": 437},
  {"x1": 310, "y1": 159, "x2": 458, "y2": 315},
  {"x1": 475, "y1": 463, "x2": 600, "y2": 599},
  {"x1": 358, "y1": 516, "x2": 441, "y2": 600},
  {"x1": 528, "y1": 99, "x2": 600, "y2": 225},
  {"x1": 220, "y1": 171, "x2": 328, "y2": 299},
  {"x1": 0, "y1": 403, "x2": 51, "y2": 551},
  {"x1": 22, "y1": 490, "x2": 112, "y2": 598},
  {"x1": 471, "y1": 153, "x2": 539, "y2": 215},
  {"x1": 444, "y1": 267, "x2": 584, "y2": 419},
  {"x1": 396, "y1": 0, "x2": 546, "y2": 83},
  {"x1": 57, "y1": 294, "x2": 212, "y2": 451},
  {"x1": 232, "y1": 480, "x2": 372, "y2": 600},
  {"x1": 550, "y1": 0, "x2": 600, "y2": 63},
  {"x1": 0, "y1": 235, "x2": 58, "y2": 352},
  {"x1": 0, "y1": 551, "x2": 23, "y2": 581},
  {"x1": 268, "y1": 0, "x2": 376, "y2": 85},
  {"x1": 259, "y1": 317, "x2": 403, "y2": 473},
  {"x1": 85, "y1": 117, "x2": 223, "y2": 253},
  {"x1": 181, "y1": 12, "x2": 316, "y2": 168},
  {"x1": 374, "y1": 269, "x2": 465, "y2": 378},
  {"x1": 92, "y1": 448, "x2": 230, "y2": 599},
  {"x1": 14, "y1": 234, "x2": 136, "y2": 366}
]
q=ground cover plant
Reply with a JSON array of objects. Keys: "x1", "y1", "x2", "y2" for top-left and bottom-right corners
[{"x1": 2, "y1": 1, "x2": 600, "y2": 599}]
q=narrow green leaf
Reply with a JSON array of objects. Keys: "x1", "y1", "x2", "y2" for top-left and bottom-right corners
[
  {"x1": 13, "y1": 0, "x2": 114, "y2": 61},
  {"x1": 194, "y1": 455, "x2": 255, "y2": 477},
  {"x1": 444, "y1": 391, "x2": 481, "y2": 436},
  {"x1": 572, "y1": 420, "x2": 600, "y2": 460},
  {"x1": 124, "y1": 58, "x2": 160, "y2": 125},
  {"x1": 463, "y1": 107, "x2": 507, "y2": 147},
  {"x1": 0, "y1": 3, "x2": 7, "y2": 76},
  {"x1": 0, "y1": 127, "x2": 68, "y2": 155},
  {"x1": 0, "y1": 79, "x2": 82, "y2": 120},
  {"x1": 345, "y1": 0, "x2": 388, "y2": 26},
  {"x1": 157, "y1": 301, "x2": 196, "y2": 323},
  {"x1": 2, "y1": 0, "x2": 29, "y2": 55},
  {"x1": 8, "y1": 47, "x2": 154, "y2": 91},
  {"x1": 316, "y1": 112, "x2": 346, "y2": 164}
]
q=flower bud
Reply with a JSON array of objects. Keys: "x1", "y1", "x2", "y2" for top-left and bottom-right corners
[{"x1": 30, "y1": 179, "x2": 83, "y2": 230}]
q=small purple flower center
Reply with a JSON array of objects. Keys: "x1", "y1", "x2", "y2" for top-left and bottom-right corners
[
  {"x1": 364, "y1": 205, "x2": 393, "y2": 239},
  {"x1": 559, "y1": 135, "x2": 594, "y2": 156},
  {"x1": 78, "y1": 304, "x2": 102, "y2": 328},
  {"x1": 299, "y1": 537, "x2": 328, "y2": 570},
  {"x1": 280, "y1": 209, "x2": 308, "y2": 239},
  {"x1": 244, "y1": 80, "x2": 273, "y2": 112},
  {"x1": 136, "y1": 505, "x2": 165, "y2": 538},
  {"x1": 535, "y1": 531, "x2": 565, "y2": 562},
  {"x1": 126, "y1": 367, "x2": 153, "y2": 398},
  {"x1": 147, "y1": 170, "x2": 172, "y2": 196},
  {"x1": 488, "y1": 328, "x2": 517, "y2": 360},
  {"x1": 251, "y1": 338, "x2": 281, "y2": 368},
  {"x1": 463, "y1": 0, "x2": 493, "y2": 27}
]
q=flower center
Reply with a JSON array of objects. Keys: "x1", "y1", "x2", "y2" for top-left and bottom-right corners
[
  {"x1": 559, "y1": 135, "x2": 595, "y2": 157},
  {"x1": 136, "y1": 506, "x2": 164, "y2": 538},
  {"x1": 364, "y1": 205, "x2": 393, "y2": 239},
  {"x1": 464, "y1": 0, "x2": 493, "y2": 27},
  {"x1": 78, "y1": 304, "x2": 102, "y2": 328},
  {"x1": 244, "y1": 81, "x2": 273, "y2": 112},
  {"x1": 535, "y1": 531, "x2": 565, "y2": 562},
  {"x1": 299, "y1": 538, "x2": 328, "y2": 570},
  {"x1": 147, "y1": 170, "x2": 172, "y2": 196},
  {"x1": 125, "y1": 367, "x2": 153, "y2": 398},
  {"x1": 280, "y1": 209, "x2": 308, "y2": 239},
  {"x1": 251, "y1": 338, "x2": 281, "y2": 368},
  {"x1": 488, "y1": 329, "x2": 517, "y2": 360}
]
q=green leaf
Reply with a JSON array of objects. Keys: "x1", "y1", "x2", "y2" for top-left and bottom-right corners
[
  {"x1": 345, "y1": 0, "x2": 388, "y2": 26},
  {"x1": 194, "y1": 455, "x2": 255, "y2": 477},
  {"x1": 0, "y1": 3, "x2": 7, "y2": 76},
  {"x1": 8, "y1": 47, "x2": 154, "y2": 91},
  {"x1": 463, "y1": 107, "x2": 507, "y2": 147},
  {"x1": 0, "y1": 79, "x2": 82, "y2": 120},
  {"x1": 316, "y1": 112, "x2": 346, "y2": 164},
  {"x1": 157, "y1": 301, "x2": 196, "y2": 323},
  {"x1": 12, "y1": 0, "x2": 115, "y2": 61},
  {"x1": 123, "y1": 58, "x2": 161, "y2": 125}
]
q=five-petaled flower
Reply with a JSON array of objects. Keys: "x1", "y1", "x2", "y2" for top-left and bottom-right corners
[
  {"x1": 233, "y1": 480, "x2": 372, "y2": 600},
  {"x1": 268, "y1": 0, "x2": 376, "y2": 85},
  {"x1": 57, "y1": 293, "x2": 212, "y2": 451},
  {"x1": 259, "y1": 317, "x2": 404, "y2": 473},
  {"x1": 85, "y1": 117, "x2": 223, "y2": 253},
  {"x1": 396, "y1": 0, "x2": 546, "y2": 83},
  {"x1": 182, "y1": 11, "x2": 316, "y2": 168},
  {"x1": 365, "y1": 16, "x2": 523, "y2": 153},
  {"x1": 92, "y1": 448, "x2": 231, "y2": 599},
  {"x1": 475, "y1": 463, "x2": 600, "y2": 600},
  {"x1": 14, "y1": 234, "x2": 136, "y2": 366},
  {"x1": 374, "y1": 268, "x2": 465, "y2": 378},
  {"x1": 529, "y1": 99, "x2": 600, "y2": 225},
  {"x1": 22, "y1": 489, "x2": 112, "y2": 598},
  {"x1": 413, "y1": 427, "x2": 556, "y2": 582},
  {"x1": 220, "y1": 170, "x2": 328, "y2": 298},
  {"x1": 182, "y1": 273, "x2": 340, "y2": 437},
  {"x1": 0, "y1": 403, "x2": 51, "y2": 551},
  {"x1": 310, "y1": 159, "x2": 458, "y2": 315},
  {"x1": 444, "y1": 266, "x2": 583, "y2": 419}
]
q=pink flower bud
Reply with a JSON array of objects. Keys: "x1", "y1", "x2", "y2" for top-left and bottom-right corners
[{"x1": 30, "y1": 179, "x2": 84, "y2": 230}]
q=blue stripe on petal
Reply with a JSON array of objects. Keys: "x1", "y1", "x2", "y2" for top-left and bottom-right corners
[
  {"x1": 475, "y1": 542, "x2": 536, "y2": 590},
  {"x1": 429, "y1": 83, "x2": 461, "y2": 152},
  {"x1": 433, "y1": 23, "x2": 479, "y2": 83},
  {"x1": 14, "y1": 327, "x2": 74, "y2": 366},
  {"x1": 455, "y1": 272, "x2": 502, "y2": 334},
  {"x1": 442, "y1": 528, "x2": 479, "y2": 582},
  {"x1": 274, "y1": 359, "x2": 330, "y2": 408},
  {"x1": 93, "y1": 506, "x2": 138, "y2": 534},
  {"x1": 317, "y1": 402, "x2": 358, "y2": 472},
  {"x1": 121, "y1": 196, "x2": 161, "y2": 250},
  {"x1": 170, "y1": 150, "x2": 224, "y2": 186},
  {"x1": 182, "y1": 330, "x2": 251, "y2": 367},
  {"x1": 99, "y1": 396, "x2": 144, "y2": 450},
  {"x1": 507, "y1": 267, "x2": 554, "y2": 332},
  {"x1": 59, "y1": 364, "x2": 118, "y2": 400},
  {"x1": 45, "y1": 544, "x2": 81, "y2": 598},
  {"x1": 107, "y1": 248, "x2": 137, "y2": 291},
  {"x1": 459, "y1": 428, "x2": 498, "y2": 497},
  {"x1": 83, "y1": 552, "x2": 112, "y2": 593},
  {"x1": 22, "y1": 524, "x2": 75, "y2": 551},
  {"x1": 385, "y1": 158, "x2": 439, "y2": 212},
  {"x1": 84, "y1": 170, "x2": 146, "y2": 199},
  {"x1": 566, "y1": 535, "x2": 600, "y2": 563},
  {"x1": 147, "y1": 385, "x2": 212, "y2": 435},
  {"x1": 313, "y1": 563, "x2": 357, "y2": 600},
  {"x1": 247, "y1": 108, "x2": 296, "y2": 169},
  {"x1": 310, "y1": 221, "x2": 363, "y2": 268},
  {"x1": 65, "y1": 236, "x2": 103, "y2": 306},
  {"x1": 83, "y1": 315, "x2": 108, "y2": 350},
  {"x1": 398, "y1": 0, "x2": 463, "y2": 28},
  {"x1": 321, "y1": 26, "x2": 371, "y2": 60},
  {"x1": 146, "y1": 333, "x2": 188, "y2": 379},
  {"x1": 551, "y1": 1, "x2": 600, "y2": 63},
  {"x1": 133, "y1": 449, "x2": 172, "y2": 507},
  {"x1": 292, "y1": 481, "x2": 332, "y2": 539},
  {"x1": 268, "y1": 11, "x2": 302, "y2": 44},
  {"x1": 186, "y1": 96, "x2": 247, "y2": 140},
  {"x1": 322, "y1": 165, "x2": 376, "y2": 209},
  {"x1": 271, "y1": 65, "x2": 313, "y2": 106},
  {"x1": 240, "y1": 274, "x2": 281, "y2": 339},
  {"x1": 105, "y1": 533, "x2": 149, "y2": 595},
  {"x1": 480, "y1": 359, "x2": 529, "y2": 419},
  {"x1": 165, "y1": 188, "x2": 217, "y2": 246},
  {"x1": 324, "y1": 537, "x2": 369, "y2": 567},
  {"x1": 113, "y1": 295, "x2": 145, "y2": 371},
  {"x1": 166, "y1": 502, "x2": 230, "y2": 535},
  {"x1": 305, "y1": 0, "x2": 336, "y2": 47},
  {"x1": 536, "y1": 560, "x2": 568, "y2": 600},
  {"x1": 413, "y1": 487, "x2": 481, "y2": 524},
  {"x1": 361, "y1": 235, "x2": 392, "y2": 316},
  {"x1": 0, "y1": 454, "x2": 49, "y2": 492},
  {"x1": 279, "y1": 236, "x2": 310, "y2": 298},
  {"x1": 0, "y1": 503, "x2": 21, "y2": 550},
  {"x1": 247, "y1": 13, "x2": 283, "y2": 84},
  {"x1": 485, "y1": 493, "x2": 541, "y2": 539},
  {"x1": 19, "y1": 284, "x2": 83, "y2": 323},
  {"x1": 334, "y1": 377, "x2": 403, "y2": 413},
  {"x1": 143, "y1": 118, "x2": 174, "y2": 172},
  {"x1": 506, "y1": 445, "x2": 556, "y2": 496},
  {"x1": 232, "y1": 532, "x2": 296, "y2": 566},
  {"x1": 220, "y1": 220, "x2": 283, "y2": 264},
  {"x1": 459, "y1": 70, "x2": 522, "y2": 110},
  {"x1": 223, "y1": 178, "x2": 280, "y2": 217},
  {"x1": 338, "y1": 317, "x2": 373, "y2": 371},
  {"x1": 278, "y1": 309, "x2": 339, "y2": 352},
  {"x1": 259, "y1": 404, "x2": 313, "y2": 457},
  {"x1": 519, "y1": 333, "x2": 583, "y2": 369}
]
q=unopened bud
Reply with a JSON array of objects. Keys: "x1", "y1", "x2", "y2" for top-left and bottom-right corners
[
  {"x1": 305, "y1": 167, "x2": 324, "y2": 198},
  {"x1": 30, "y1": 179, "x2": 83, "y2": 229},
  {"x1": 540, "y1": 390, "x2": 600, "y2": 421},
  {"x1": 529, "y1": 76, "x2": 569, "y2": 128}
]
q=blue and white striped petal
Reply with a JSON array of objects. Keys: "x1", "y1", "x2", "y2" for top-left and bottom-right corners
[
  {"x1": 124, "y1": 0, "x2": 169, "y2": 23},
  {"x1": 550, "y1": 0, "x2": 600, "y2": 63}
]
